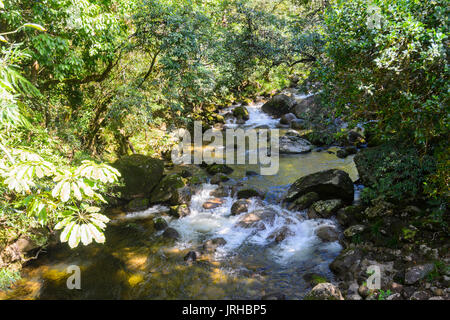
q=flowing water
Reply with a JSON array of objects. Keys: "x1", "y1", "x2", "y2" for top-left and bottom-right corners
[{"x1": 1, "y1": 98, "x2": 359, "y2": 300}]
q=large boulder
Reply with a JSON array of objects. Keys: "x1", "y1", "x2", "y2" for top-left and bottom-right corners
[
  {"x1": 113, "y1": 154, "x2": 164, "y2": 200},
  {"x1": 315, "y1": 225, "x2": 339, "y2": 242},
  {"x1": 304, "y1": 283, "x2": 344, "y2": 300},
  {"x1": 285, "y1": 169, "x2": 354, "y2": 204},
  {"x1": 261, "y1": 94, "x2": 296, "y2": 117}
]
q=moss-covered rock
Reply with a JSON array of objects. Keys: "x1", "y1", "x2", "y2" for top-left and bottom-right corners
[
  {"x1": 113, "y1": 154, "x2": 164, "y2": 200},
  {"x1": 206, "y1": 164, "x2": 233, "y2": 175},
  {"x1": 261, "y1": 94, "x2": 296, "y2": 117},
  {"x1": 287, "y1": 192, "x2": 319, "y2": 211},
  {"x1": 285, "y1": 169, "x2": 354, "y2": 204},
  {"x1": 308, "y1": 199, "x2": 343, "y2": 219},
  {"x1": 150, "y1": 174, "x2": 190, "y2": 205},
  {"x1": 232, "y1": 106, "x2": 250, "y2": 121},
  {"x1": 126, "y1": 198, "x2": 150, "y2": 212},
  {"x1": 304, "y1": 283, "x2": 344, "y2": 300}
]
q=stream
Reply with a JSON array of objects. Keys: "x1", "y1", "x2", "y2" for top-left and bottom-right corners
[{"x1": 2, "y1": 96, "x2": 359, "y2": 300}]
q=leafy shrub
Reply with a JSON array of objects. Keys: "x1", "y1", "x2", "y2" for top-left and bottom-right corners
[{"x1": 355, "y1": 144, "x2": 436, "y2": 204}]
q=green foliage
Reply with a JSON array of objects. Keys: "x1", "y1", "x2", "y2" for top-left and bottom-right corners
[
  {"x1": 0, "y1": 268, "x2": 21, "y2": 289},
  {"x1": 357, "y1": 144, "x2": 436, "y2": 204},
  {"x1": 311, "y1": 0, "x2": 449, "y2": 201}
]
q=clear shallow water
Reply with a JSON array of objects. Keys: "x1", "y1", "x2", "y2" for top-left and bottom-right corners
[{"x1": 1, "y1": 99, "x2": 358, "y2": 300}]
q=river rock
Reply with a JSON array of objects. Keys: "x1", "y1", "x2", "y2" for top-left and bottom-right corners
[
  {"x1": 262, "y1": 292, "x2": 286, "y2": 300},
  {"x1": 292, "y1": 95, "x2": 323, "y2": 120},
  {"x1": 267, "y1": 226, "x2": 293, "y2": 243},
  {"x1": 153, "y1": 217, "x2": 168, "y2": 231},
  {"x1": 280, "y1": 113, "x2": 297, "y2": 125},
  {"x1": 184, "y1": 251, "x2": 197, "y2": 262},
  {"x1": 343, "y1": 225, "x2": 366, "y2": 238},
  {"x1": 290, "y1": 119, "x2": 307, "y2": 130},
  {"x1": 210, "y1": 173, "x2": 229, "y2": 184},
  {"x1": 329, "y1": 248, "x2": 364, "y2": 280},
  {"x1": 237, "y1": 209, "x2": 277, "y2": 229},
  {"x1": 236, "y1": 188, "x2": 264, "y2": 199},
  {"x1": 206, "y1": 164, "x2": 234, "y2": 175},
  {"x1": 210, "y1": 185, "x2": 230, "y2": 198},
  {"x1": 261, "y1": 94, "x2": 296, "y2": 117},
  {"x1": 203, "y1": 237, "x2": 227, "y2": 252},
  {"x1": 126, "y1": 198, "x2": 150, "y2": 212},
  {"x1": 336, "y1": 146, "x2": 357, "y2": 159},
  {"x1": 150, "y1": 174, "x2": 190, "y2": 205},
  {"x1": 315, "y1": 225, "x2": 339, "y2": 242},
  {"x1": 287, "y1": 192, "x2": 319, "y2": 211},
  {"x1": 404, "y1": 264, "x2": 434, "y2": 285},
  {"x1": 169, "y1": 204, "x2": 190, "y2": 218},
  {"x1": 113, "y1": 154, "x2": 164, "y2": 200},
  {"x1": 203, "y1": 198, "x2": 224, "y2": 210},
  {"x1": 285, "y1": 169, "x2": 354, "y2": 204},
  {"x1": 162, "y1": 228, "x2": 180, "y2": 240},
  {"x1": 308, "y1": 199, "x2": 343, "y2": 219},
  {"x1": 279, "y1": 134, "x2": 312, "y2": 154},
  {"x1": 336, "y1": 205, "x2": 364, "y2": 227},
  {"x1": 231, "y1": 199, "x2": 251, "y2": 215},
  {"x1": 233, "y1": 106, "x2": 250, "y2": 121},
  {"x1": 304, "y1": 283, "x2": 344, "y2": 300}
]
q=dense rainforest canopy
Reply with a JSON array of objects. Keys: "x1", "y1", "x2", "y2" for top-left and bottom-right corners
[{"x1": 0, "y1": 0, "x2": 448, "y2": 264}]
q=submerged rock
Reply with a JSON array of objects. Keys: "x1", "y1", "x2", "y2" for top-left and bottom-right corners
[
  {"x1": 162, "y1": 228, "x2": 180, "y2": 240},
  {"x1": 267, "y1": 226, "x2": 293, "y2": 243},
  {"x1": 203, "y1": 238, "x2": 227, "y2": 252},
  {"x1": 262, "y1": 292, "x2": 286, "y2": 300},
  {"x1": 113, "y1": 154, "x2": 164, "y2": 200},
  {"x1": 285, "y1": 169, "x2": 354, "y2": 204},
  {"x1": 304, "y1": 283, "x2": 344, "y2": 300},
  {"x1": 126, "y1": 198, "x2": 150, "y2": 212}
]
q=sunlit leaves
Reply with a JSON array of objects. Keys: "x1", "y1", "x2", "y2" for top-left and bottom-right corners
[{"x1": 54, "y1": 205, "x2": 109, "y2": 248}]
